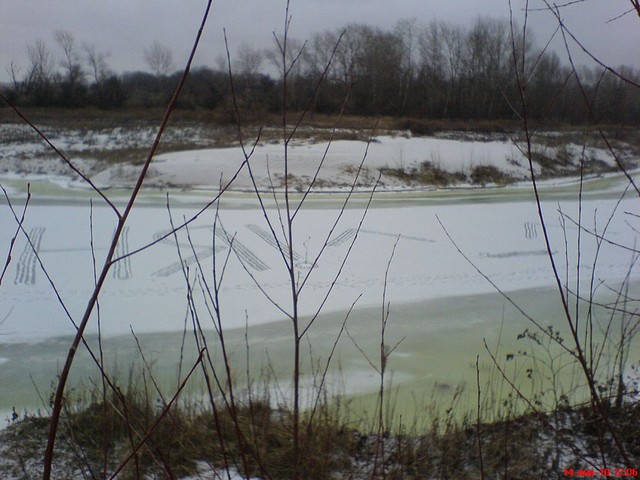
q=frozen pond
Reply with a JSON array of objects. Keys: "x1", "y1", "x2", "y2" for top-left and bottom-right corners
[
  {"x1": 2, "y1": 185, "x2": 638, "y2": 343},
  {"x1": 0, "y1": 131, "x2": 639, "y2": 420}
]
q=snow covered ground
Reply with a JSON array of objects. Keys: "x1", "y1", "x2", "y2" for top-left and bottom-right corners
[
  {"x1": 143, "y1": 133, "x2": 628, "y2": 190},
  {"x1": 0, "y1": 124, "x2": 639, "y2": 416},
  {"x1": 1, "y1": 122, "x2": 634, "y2": 191}
]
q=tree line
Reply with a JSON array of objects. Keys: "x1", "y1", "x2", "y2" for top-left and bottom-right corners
[{"x1": 3, "y1": 18, "x2": 639, "y2": 124}]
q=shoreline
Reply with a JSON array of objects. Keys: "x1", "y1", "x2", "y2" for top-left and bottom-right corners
[{"x1": 2, "y1": 282, "x2": 638, "y2": 422}]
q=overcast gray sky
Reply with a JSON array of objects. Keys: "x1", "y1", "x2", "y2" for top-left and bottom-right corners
[{"x1": 1, "y1": 0, "x2": 638, "y2": 83}]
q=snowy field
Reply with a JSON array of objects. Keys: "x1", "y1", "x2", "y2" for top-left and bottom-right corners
[{"x1": 1, "y1": 125, "x2": 639, "y2": 417}]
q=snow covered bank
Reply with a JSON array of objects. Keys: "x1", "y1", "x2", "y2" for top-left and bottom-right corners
[
  {"x1": 1, "y1": 123, "x2": 635, "y2": 191},
  {"x1": 101, "y1": 133, "x2": 628, "y2": 190}
]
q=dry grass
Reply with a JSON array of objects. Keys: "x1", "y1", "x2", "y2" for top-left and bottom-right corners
[{"x1": 2, "y1": 380, "x2": 638, "y2": 479}]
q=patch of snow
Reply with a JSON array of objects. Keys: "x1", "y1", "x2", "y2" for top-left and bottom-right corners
[
  {"x1": 143, "y1": 135, "x2": 531, "y2": 190},
  {"x1": 2, "y1": 124, "x2": 634, "y2": 191},
  {"x1": 183, "y1": 462, "x2": 262, "y2": 479}
]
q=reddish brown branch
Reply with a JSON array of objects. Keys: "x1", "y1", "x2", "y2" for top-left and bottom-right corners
[{"x1": 42, "y1": 2, "x2": 215, "y2": 477}]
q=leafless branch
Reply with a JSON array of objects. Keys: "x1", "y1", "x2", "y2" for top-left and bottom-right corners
[
  {"x1": 0, "y1": 184, "x2": 30, "y2": 287},
  {"x1": 43, "y1": 2, "x2": 216, "y2": 476},
  {"x1": 0, "y1": 94, "x2": 120, "y2": 216}
]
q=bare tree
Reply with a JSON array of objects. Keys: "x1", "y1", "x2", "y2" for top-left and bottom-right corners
[
  {"x1": 83, "y1": 44, "x2": 125, "y2": 109},
  {"x1": 347, "y1": 24, "x2": 404, "y2": 114},
  {"x1": 417, "y1": 21, "x2": 458, "y2": 117},
  {"x1": 462, "y1": 17, "x2": 512, "y2": 118},
  {"x1": 54, "y1": 30, "x2": 86, "y2": 106},
  {"x1": 236, "y1": 43, "x2": 263, "y2": 76},
  {"x1": 26, "y1": 39, "x2": 53, "y2": 86},
  {"x1": 54, "y1": 30, "x2": 84, "y2": 84},
  {"x1": 5, "y1": 60, "x2": 24, "y2": 100},
  {"x1": 24, "y1": 39, "x2": 55, "y2": 105},
  {"x1": 84, "y1": 43, "x2": 111, "y2": 84},
  {"x1": 393, "y1": 19, "x2": 418, "y2": 113},
  {"x1": 144, "y1": 40, "x2": 174, "y2": 77}
]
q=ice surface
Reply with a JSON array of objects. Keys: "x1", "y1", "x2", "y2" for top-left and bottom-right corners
[
  {"x1": 0, "y1": 190, "x2": 637, "y2": 343},
  {"x1": 1, "y1": 128, "x2": 638, "y2": 414}
]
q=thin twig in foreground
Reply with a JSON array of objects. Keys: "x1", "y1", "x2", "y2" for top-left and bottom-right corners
[
  {"x1": 43, "y1": 2, "x2": 215, "y2": 477},
  {"x1": 0, "y1": 183, "x2": 30, "y2": 287}
]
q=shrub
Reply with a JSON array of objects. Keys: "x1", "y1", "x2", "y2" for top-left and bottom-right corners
[
  {"x1": 470, "y1": 165, "x2": 514, "y2": 185},
  {"x1": 382, "y1": 160, "x2": 467, "y2": 186}
]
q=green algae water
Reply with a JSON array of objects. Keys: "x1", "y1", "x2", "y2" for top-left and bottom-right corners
[{"x1": 3, "y1": 284, "x2": 638, "y2": 429}]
